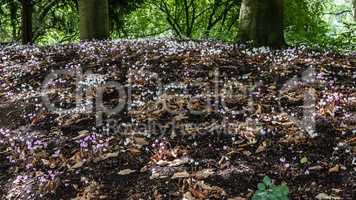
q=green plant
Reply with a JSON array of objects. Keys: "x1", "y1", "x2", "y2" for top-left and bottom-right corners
[{"x1": 252, "y1": 176, "x2": 289, "y2": 200}]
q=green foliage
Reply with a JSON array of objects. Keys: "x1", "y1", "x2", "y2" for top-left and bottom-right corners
[
  {"x1": 0, "y1": 0, "x2": 354, "y2": 50},
  {"x1": 285, "y1": 0, "x2": 329, "y2": 44},
  {"x1": 285, "y1": 0, "x2": 355, "y2": 51},
  {"x1": 34, "y1": 0, "x2": 79, "y2": 44},
  {"x1": 0, "y1": 0, "x2": 20, "y2": 42},
  {"x1": 109, "y1": 0, "x2": 144, "y2": 37},
  {"x1": 138, "y1": 0, "x2": 240, "y2": 40},
  {"x1": 122, "y1": 3, "x2": 170, "y2": 38},
  {"x1": 252, "y1": 176, "x2": 289, "y2": 200}
]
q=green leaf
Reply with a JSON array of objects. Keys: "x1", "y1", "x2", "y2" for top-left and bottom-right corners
[
  {"x1": 280, "y1": 185, "x2": 289, "y2": 195},
  {"x1": 258, "y1": 183, "x2": 266, "y2": 191},
  {"x1": 252, "y1": 191, "x2": 266, "y2": 200},
  {"x1": 263, "y1": 176, "x2": 272, "y2": 186},
  {"x1": 253, "y1": 177, "x2": 289, "y2": 200}
]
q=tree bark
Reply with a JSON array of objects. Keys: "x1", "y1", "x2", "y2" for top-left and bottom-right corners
[
  {"x1": 353, "y1": 0, "x2": 356, "y2": 22},
  {"x1": 238, "y1": 0, "x2": 285, "y2": 47},
  {"x1": 79, "y1": 0, "x2": 110, "y2": 40},
  {"x1": 10, "y1": 0, "x2": 18, "y2": 41},
  {"x1": 21, "y1": 0, "x2": 33, "y2": 44}
]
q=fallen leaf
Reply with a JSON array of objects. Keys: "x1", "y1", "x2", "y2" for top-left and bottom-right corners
[
  {"x1": 134, "y1": 137, "x2": 149, "y2": 146},
  {"x1": 195, "y1": 169, "x2": 215, "y2": 179},
  {"x1": 183, "y1": 192, "x2": 196, "y2": 200},
  {"x1": 315, "y1": 193, "x2": 332, "y2": 200},
  {"x1": 255, "y1": 141, "x2": 267, "y2": 153},
  {"x1": 242, "y1": 150, "x2": 252, "y2": 156},
  {"x1": 190, "y1": 187, "x2": 207, "y2": 199},
  {"x1": 118, "y1": 169, "x2": 136, "y2": 175},
  {"x1": 128, "y1": 147, "x2": 141, "y2": 155},
  {"x1": 309, "y1": 165, "x2": 323, "y2": 171},
  {"x1": 72, "y1": 130, "x2": 90, "y2": 140},
  {"x1": 156, "y1": 160, "x2": 170, "y2": 166},
  {"x1": 169, "y1": 157, "x2": 190, "y2": 167},
  {"x1": 328, "y1": 164, "x2": 340, "y2": 173},
  {"x1": 171, "y1": 171, "x2": 190, "y2": 179},
  {"x1": 94, "y1": 151, "x2": 119, "y2": 163},
  {"x1": 300, "y1": 157, "x2": 308, "y2": 164},
  {"x1": 71, "y1": 161, "x2": 85, "y2": 169}
]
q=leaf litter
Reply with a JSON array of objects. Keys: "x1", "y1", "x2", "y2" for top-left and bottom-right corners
[{"x1": 0, "y1": 39, "x2": 355, "y2": 199}]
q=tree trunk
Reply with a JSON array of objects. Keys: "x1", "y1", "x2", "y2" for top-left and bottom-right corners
[
  {"x1": 238, "y1": 0, "x2": 285, "y2": 47},
  {"x1": 21, "y1": 0, "x2": 33, "y2": 44},
  {"x1": 10, "y1": 0, "x2": 18, "y2": 41},
  {"x1": 353, "y1": 0, "x2": 356, "y2": 22},
  {"x1": 79, "y1": 0, "x2": 109, "y2": 40}
]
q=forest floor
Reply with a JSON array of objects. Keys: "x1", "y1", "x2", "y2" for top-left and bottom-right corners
[{"x1": 0, "y1": 39, "x2": 355, "y2": 200}]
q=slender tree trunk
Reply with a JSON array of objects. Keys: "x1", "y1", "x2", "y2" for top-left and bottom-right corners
[
  {"x1": 238, "y1": 0, "x2": 285, "y2": 47},
  {"x1": 10, "y1": 0, "x2": 18, "y2": 41},
  {"x1": 79, "y1": 0, "x2": 109, "y2": 40},
  {"x1": 21, "y1": 0, "x2": 33, "y2": 44},
  {"x1": 353, "y1": 0, "x2": 356, "y2": 22}
]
